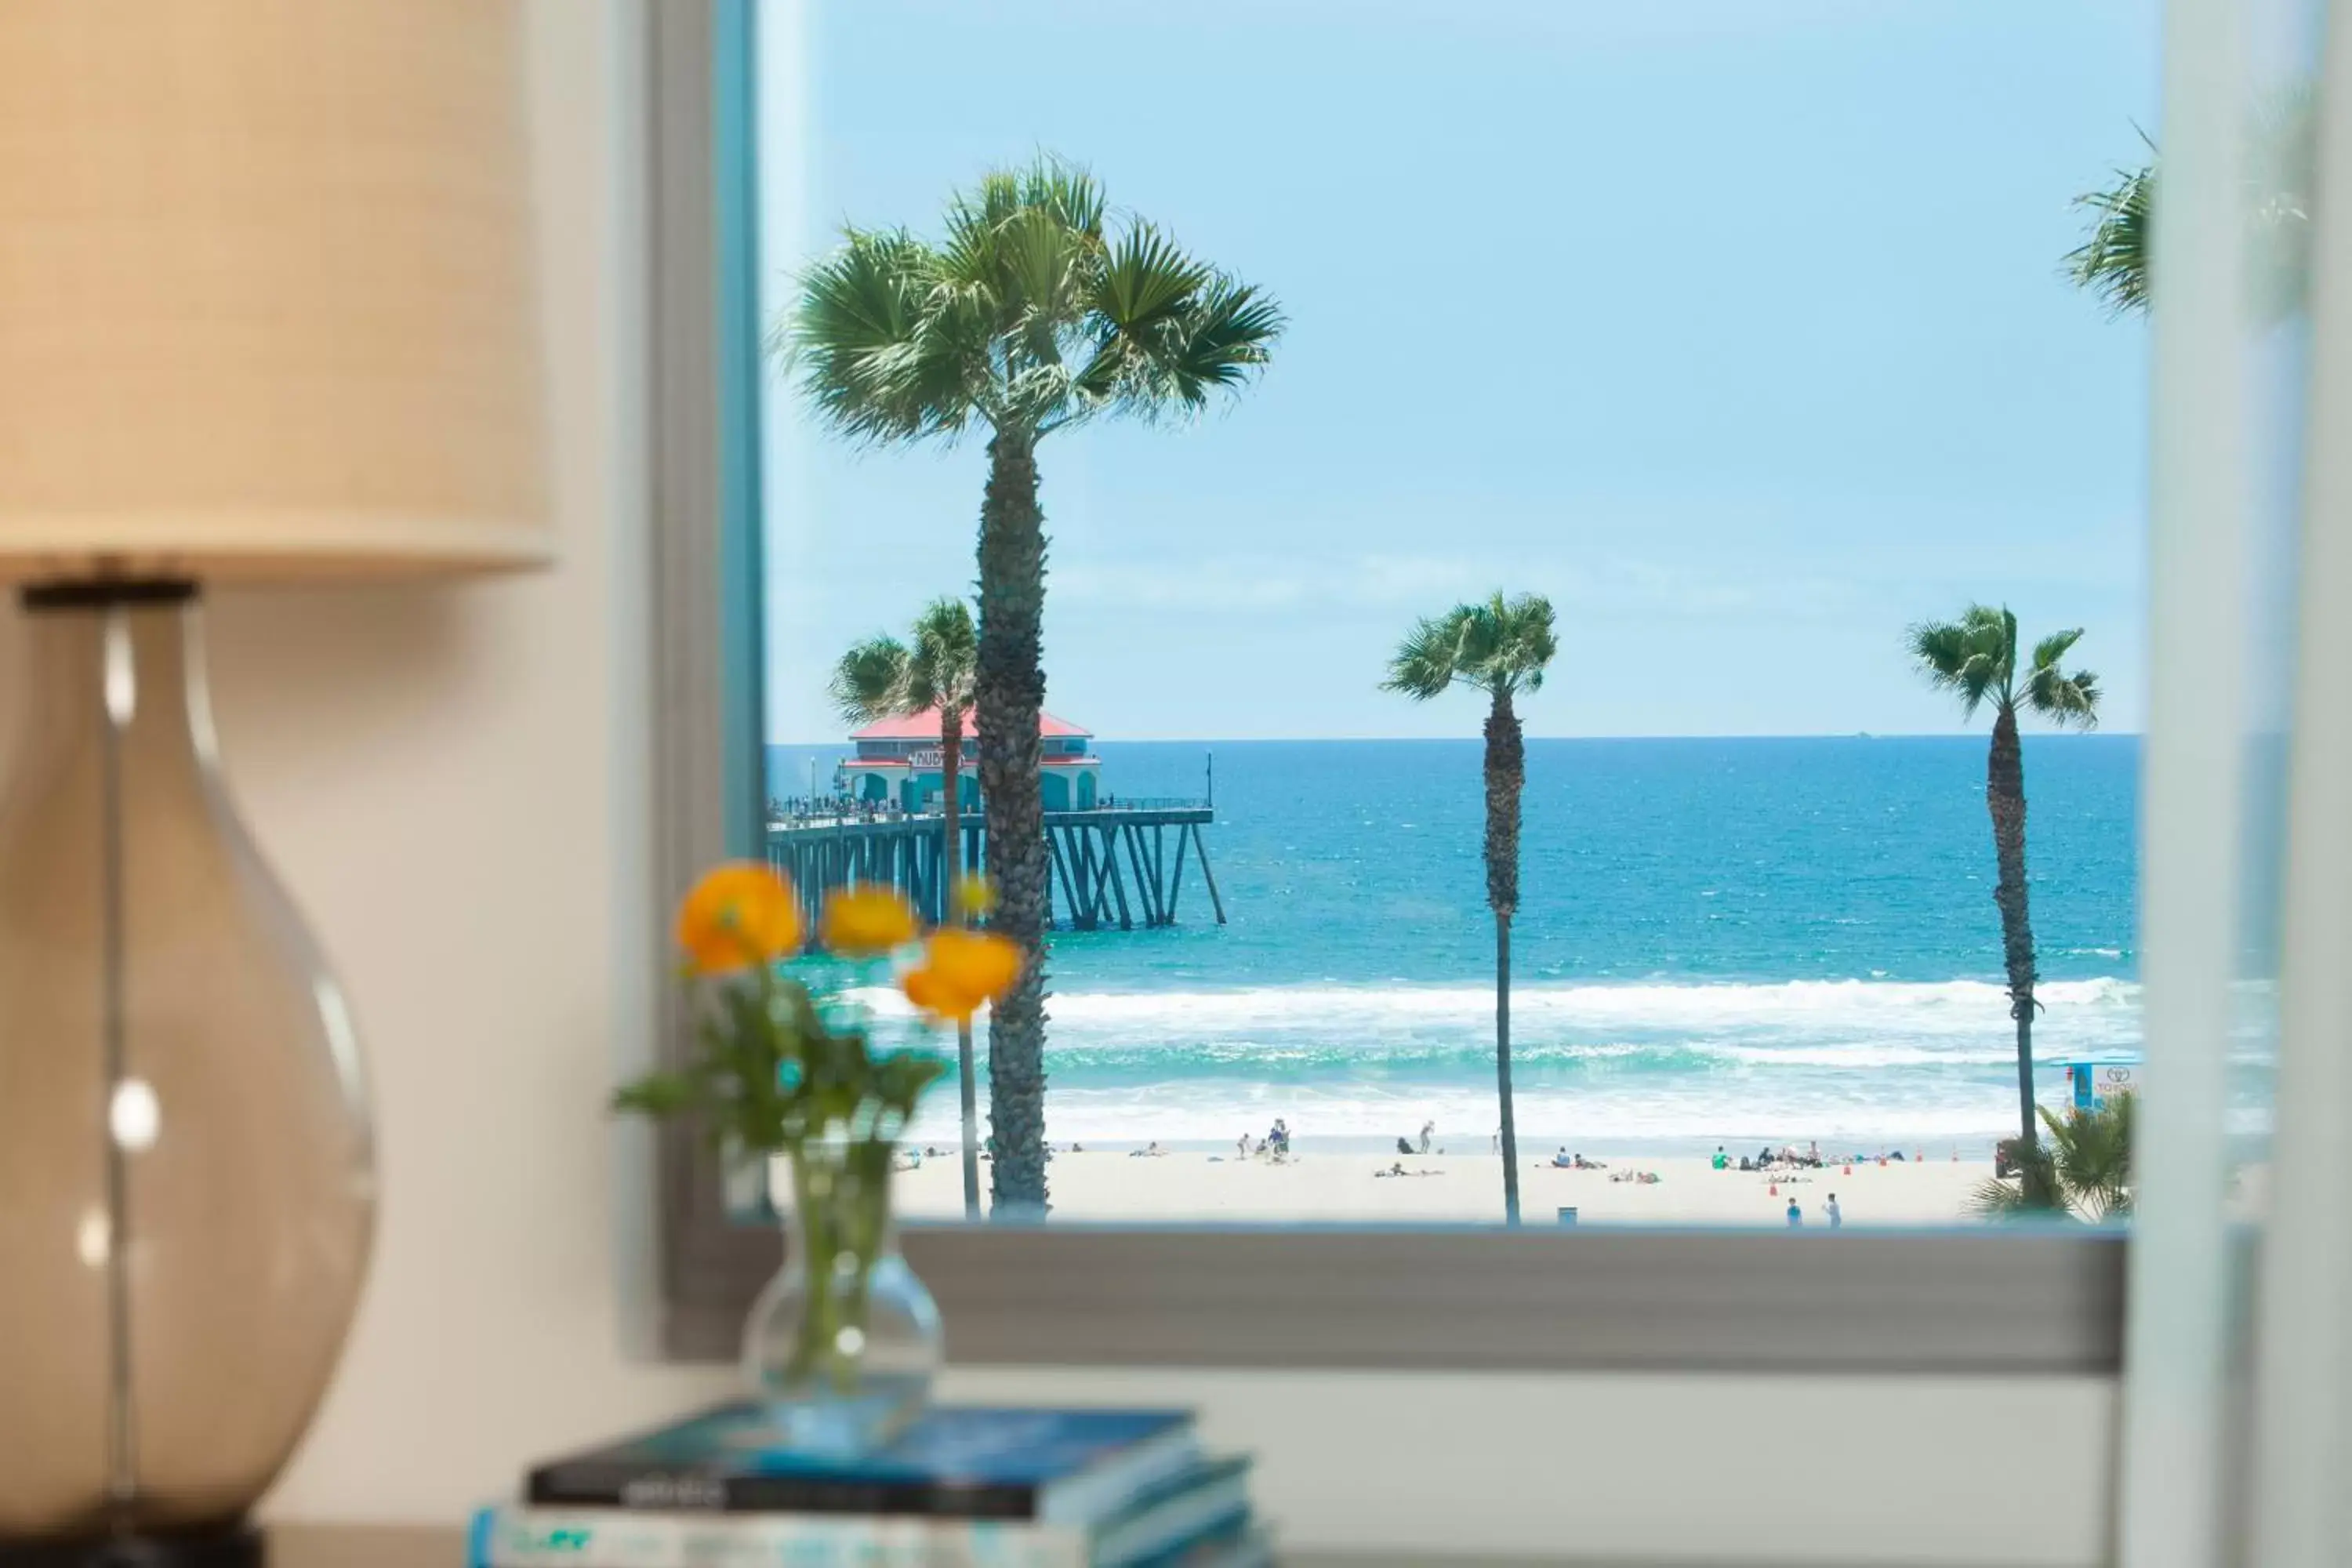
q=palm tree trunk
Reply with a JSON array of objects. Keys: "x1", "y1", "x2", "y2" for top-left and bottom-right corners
[
  {"x1": 940, "y1": 712, "x2": 980, "y2": 1221},
  {"x1": 1485, "y1": 690, "x2": 1524, "y2": 1226},
  {"x1": 1986, "y1": 702, "x2": 2038, "y2": 1144},
  {"x1": 975, "y1": 428, "x2": 1050, "y2": 1215}
]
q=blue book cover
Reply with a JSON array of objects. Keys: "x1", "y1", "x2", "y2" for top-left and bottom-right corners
[{"x1": 527, "y1": 1404, "x2": 1198, "y2": 1523}]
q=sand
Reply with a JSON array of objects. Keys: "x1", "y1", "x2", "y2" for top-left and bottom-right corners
[{"x1": 895, "y1": 1147, "x2": 1992, "y2": 1227}]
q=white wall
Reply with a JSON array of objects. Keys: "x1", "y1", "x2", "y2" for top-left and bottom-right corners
[{"x1": 67, "y1": 2, "x2": 2112, "y2": 1561}]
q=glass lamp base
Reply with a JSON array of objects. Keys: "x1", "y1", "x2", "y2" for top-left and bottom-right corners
[{"x1": 0, "y1": 1525, "x2": 263, "y2": 1567}]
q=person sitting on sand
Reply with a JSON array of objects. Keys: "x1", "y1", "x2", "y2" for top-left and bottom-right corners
[
  {"x1": 1712, "y1": 1146, "x2": 1729, "y2": 1171},
  {"x1": 1398, "y1": 1136, "x2": 1417, "y2": 1156},
  {"x1": 1552, "y1": 1148, "x2": 1575, "y2": 1168}
]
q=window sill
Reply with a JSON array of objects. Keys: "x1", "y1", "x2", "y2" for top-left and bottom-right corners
[{"x1": 667, "y1": 1224, "x2": 2125, "y2": 1374}]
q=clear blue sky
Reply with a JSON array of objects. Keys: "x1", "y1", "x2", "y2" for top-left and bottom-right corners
[{"x1": 757, "y1": 0, "x2": 2158, "y2": 742}]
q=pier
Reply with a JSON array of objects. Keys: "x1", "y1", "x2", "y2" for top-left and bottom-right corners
[{"x1": 767, "y1": 799, "x2": 1225, "y2": 933}]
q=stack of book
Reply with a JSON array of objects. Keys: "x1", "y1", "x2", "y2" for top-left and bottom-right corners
[{"x1": 469, "y1": 1403, "x2": 1269, "y2": 1567}]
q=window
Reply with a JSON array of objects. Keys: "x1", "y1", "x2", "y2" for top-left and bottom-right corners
[{"x1": 646, "y1": 0, "x2": 2308, "y2": 1371}]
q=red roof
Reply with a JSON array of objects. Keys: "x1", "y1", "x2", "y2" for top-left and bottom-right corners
[{"x1": 851, "y1": 707, "x2": 1089, "y2": 742}]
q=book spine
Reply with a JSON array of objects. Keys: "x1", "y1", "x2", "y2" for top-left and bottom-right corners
[
  {"x1": 469, "y1": 1504, "x2": 1086, "y2": 1568},
  {"x1": 528, "y1": 1469, "x2": 1038, "y2": 1518}
]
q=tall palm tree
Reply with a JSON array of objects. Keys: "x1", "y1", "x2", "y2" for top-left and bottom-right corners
[
  {"x1": 1909, "y1": 606, "x2": 2100, "y2": 1148},
  {"x1": 784, "y1": 157, "x2": 1280, "y2": 1213},
  {"x1": 1384, "y1": 593, "x2": 1558, "y2": 1225},
  {"x1": 830, "y1": 597, "x2": 983, "y2": 1218}
]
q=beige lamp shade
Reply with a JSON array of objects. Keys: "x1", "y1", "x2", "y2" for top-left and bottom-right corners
[{"x1": 0, "y1": 0, "x2": 548, "y2": 583}]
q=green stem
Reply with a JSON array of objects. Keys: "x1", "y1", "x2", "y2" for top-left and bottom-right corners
[{"x1": 782, "y1": 1142, "x2": 895, "y2": 1395}]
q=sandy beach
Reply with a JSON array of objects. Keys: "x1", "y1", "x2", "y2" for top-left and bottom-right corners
[{"x1": 896, "y1": 1145, "x2": 1993, "y2": 1227}]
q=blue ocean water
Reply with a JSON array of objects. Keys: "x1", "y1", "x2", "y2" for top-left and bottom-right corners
[{"x1": 766, "y1": 736, "x2": 2140, "y2": 1151}]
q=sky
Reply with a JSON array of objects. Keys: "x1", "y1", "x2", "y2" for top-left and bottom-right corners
[{"x1": 757, "y1": 0, "x2": 2160, "y2": 742}]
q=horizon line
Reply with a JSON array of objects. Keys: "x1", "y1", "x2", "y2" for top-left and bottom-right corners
[{"x1": 767, "y1": 730, "x2": 2147, "y2": 747}]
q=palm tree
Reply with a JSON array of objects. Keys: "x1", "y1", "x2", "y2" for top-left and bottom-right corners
[
  {"x1": 830, "y1": 597, "x2": 983, "y2": 1218},
  {"x1": 1909, "y1": 606, "x2": 2100, "y2": 1149},
  {"x1": 1972, "y1": 1092, "x2": 2134, "y2": 1222},
  {"x1": 1384, "y1": 593, "x2": 1558, "y2": 1225},
  {"x1": 784, "y1": 156, "x2": 1282, "y2": 1214}
]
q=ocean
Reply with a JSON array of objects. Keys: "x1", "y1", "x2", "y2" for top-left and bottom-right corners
[{"x1": 765, "y1": 735, "x2": 2141, "y2": 1154}]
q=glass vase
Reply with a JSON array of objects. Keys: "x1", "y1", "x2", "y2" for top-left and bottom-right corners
[
  {"x1": 0, "y1": 583, "x2": 374, "y2": 1553},
  {"x1": 743, "y1": 1139, "x2": 941, "y2": 1457}
]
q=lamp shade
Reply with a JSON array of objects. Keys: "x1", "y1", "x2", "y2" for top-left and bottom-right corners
[{"x1": 0, "y1": 0, "x2": 547, "y2": 583}]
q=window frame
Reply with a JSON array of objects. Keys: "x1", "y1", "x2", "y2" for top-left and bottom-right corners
[{"x1": 645, "y1": 0, "x2": 2128, "y2": 1376}]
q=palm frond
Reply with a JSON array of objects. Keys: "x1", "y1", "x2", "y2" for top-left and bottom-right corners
[
  {"x1": 1092, "y1": 223, "x2": 1214, "y2": 338},
  {"x1": 2031, "y1": 628, "x2": 2084, "y2": 670},
  {"x1": 1073, "y1": 265, "x2": 1283, "y2": 426},
  {"x1": 2065, "y1": 162, "x2": 2153, "y2": 318},
  {"x1": 2041, "y1": 1094, "x2": 2133, "y2": 1221},
  {"x1": 830, "y1": 636, "x2": 912, "y2": 725},
  {"x1": 1969, "y1": 1176, "x2": 2038, "y2": 1218},
  {"x1": 1974, "y1": 1135, "x2": 2068, "y2": 1220},
  {"x1": 2027, "y1": 665, "x2": 2102, "y2": 729},
  {"x1": 1382, "y1": 610, "x2": 1471, "y2": 700},
  {"x1": 907, "y1": 597, "x2": 978, "y2": 713},
  {"x1": 782, "y1": 228, "x2": 984, "y2": 445},
  {"x1": 1907, "y1": 604, "x2": 2016, "y2": 718}
]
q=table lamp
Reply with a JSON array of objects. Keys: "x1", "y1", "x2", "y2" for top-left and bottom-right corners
[{"x1": 0, "y1": 3, "x2": 547, "y2": 1563}]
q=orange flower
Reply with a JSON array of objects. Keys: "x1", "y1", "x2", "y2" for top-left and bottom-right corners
[
  {"x1": 899, "y1": 927, "x2": 1024, "y2": 1022},
  {"x1": 926, "y1": 927, "x2": 1024, "y2": 1000},
  {"x1": 819, "y1": 886, "x2": 919, "y2": 956},
  {"x1": 676, "y1": 863, "x2": 801, "y2": 975},
  {"x1": 902, "y1": 965, "x2": 985, "y2": 1024}
]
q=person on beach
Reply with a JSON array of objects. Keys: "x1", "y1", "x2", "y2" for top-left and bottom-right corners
[
  {"x1": 1418, "y1": 1120, "x2": 1435, "y2": 1155},
  {"x1": 1713, "y1": 1146, "x2": 1729, "y2": 1170},
  {"x1": 1786, "y1": 1197, "x2": 1802, "y2": 1227},
  {"x1": 1809, "y1": 1140, "x2": 1824, "y2": 1167},
  {"x1": 1826, "y1": 1192, "x2": 1842, "y2": 1229}
]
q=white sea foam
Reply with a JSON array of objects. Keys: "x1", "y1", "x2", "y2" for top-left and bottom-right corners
[
  {"x1": 1041, "y1": 976, "x2": 2142, "y2": 1051},
  {"x1": 887, "y1": 975, "x2": 2173, "y2": 1145}
]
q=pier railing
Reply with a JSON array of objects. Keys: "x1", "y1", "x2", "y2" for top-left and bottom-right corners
[
  {"x1": 766, "y1": 796, "x2": 1210, "y2": 828},
  {"x1": 764, "y1": 800, "x2": 1222, "y2": 931}
]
